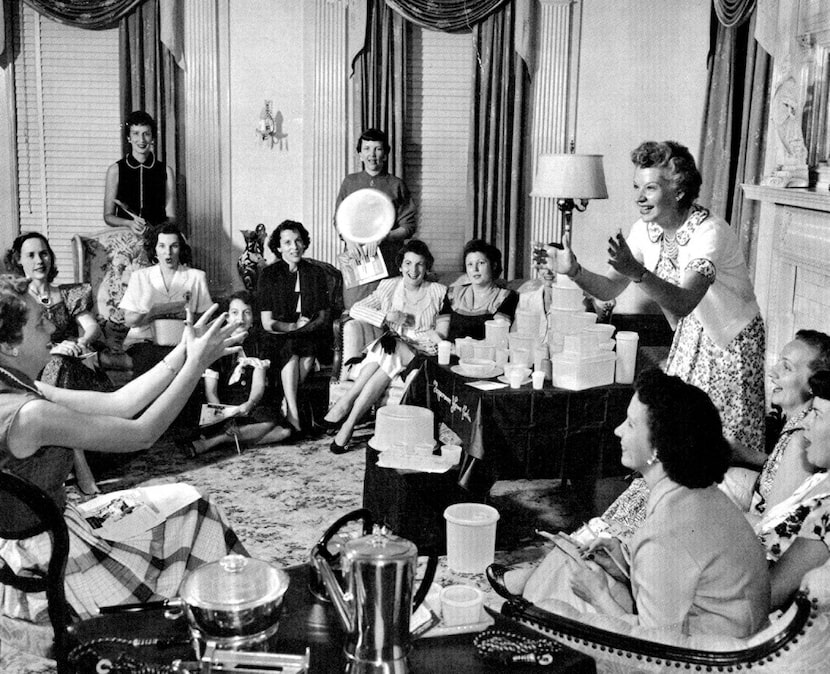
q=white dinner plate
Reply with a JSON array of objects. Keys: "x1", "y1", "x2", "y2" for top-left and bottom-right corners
[
  {"x1": 497, "y1": 374, "x2": 532, "y2": 386},
  {"x1": 450, "y1": 364, "x2": 503, "y2": 379}
]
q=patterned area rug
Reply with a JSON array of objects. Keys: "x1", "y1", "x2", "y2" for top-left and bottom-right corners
[{"x1": 69, "y1": 424, "x2": 376, "y2": 568}]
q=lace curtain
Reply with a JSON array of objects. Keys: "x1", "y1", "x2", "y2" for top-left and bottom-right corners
[{"x1": 384, "y1": 0, "x2": 511, "y2": 32}]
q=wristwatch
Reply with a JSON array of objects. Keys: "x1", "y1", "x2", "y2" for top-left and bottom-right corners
[{"x1": 632, "y1": 268, "x2": 648, "y2": 283}]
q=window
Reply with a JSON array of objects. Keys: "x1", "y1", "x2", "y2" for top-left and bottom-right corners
[
  {"x1": 12, "y1": 3, "x2": 120, "y2": 276},
  {"x1": 404, "y1": 26, "x2": 473, "y2": 276}
]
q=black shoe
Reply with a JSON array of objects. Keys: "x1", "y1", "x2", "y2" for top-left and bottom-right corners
[
  {"x1": 316, "y1": 417, "x2": 342, "y2": 431},
  {"x1": 330, "y1": 439, "x2": 350, "y2": 455}
]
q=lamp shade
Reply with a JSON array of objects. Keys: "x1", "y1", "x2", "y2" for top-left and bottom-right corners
[{"x1": 530, "y1": 154, "x2": 608, "y2": 200}]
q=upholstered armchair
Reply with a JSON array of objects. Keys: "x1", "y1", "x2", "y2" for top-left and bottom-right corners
[{"x1": 71, "y1": 227, "x2": 148, "y2": 383}]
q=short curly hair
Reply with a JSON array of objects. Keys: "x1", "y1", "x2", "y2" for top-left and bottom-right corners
[
  {"x1": 630, "y1": 141, "x2": 702, "y2": 210},
  {"x1": 5, "y1": 233, "x2": 59, "y2": 283},
  {"x1": 395, "y1": 239, "x2": 434, "y2": 271},
  {"x1": 0, "y1": 275, "x2": 32, "y2": 346},
  {"x1": 462, "y1": 239, "x2": 503, "y2": 279},
  {"x1": 634, "y1": 369, "x2": 731, "y2": 488},
  {"x1": 268, "y1": 220, "x2": 311, "y2": 258},
  {"x1": 124, "y1": 110, "x2": 157, "y2": 138},
  {"x1": 144, "y1": 224, "x2": 192, "y2": 265}
]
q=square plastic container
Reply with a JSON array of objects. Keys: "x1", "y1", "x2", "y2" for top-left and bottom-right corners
[
  {"x1": 550, "y1": 351, "x2": 616, "y2": 390},
  {"x1": 562, "y1": 331, "x2": 599, "y2": 355}
]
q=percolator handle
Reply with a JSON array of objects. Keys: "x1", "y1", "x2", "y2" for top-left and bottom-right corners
[
  {"x1": 412, "y1": 552, "x2": 438, "y2": 610},
  {"x1": 312, "y1": 508, "x2": 374, "y2": 564}
]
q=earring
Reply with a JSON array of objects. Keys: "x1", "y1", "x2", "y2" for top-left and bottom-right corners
[
  {"x1": 646, "y1": 451, "x2": 659, "y2": 466},
  {"x1": 10, "y1": 347, "x2": 19, "y2": 357}
]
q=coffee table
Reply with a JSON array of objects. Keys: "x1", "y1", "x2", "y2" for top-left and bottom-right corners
[{"x1": 67, "y1": 564, "x2": 595, "y2": 673}]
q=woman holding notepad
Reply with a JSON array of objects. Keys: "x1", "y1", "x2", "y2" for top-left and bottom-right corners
[{"x1": 508, "y1": 370, "x2": 770, "y2": 638}]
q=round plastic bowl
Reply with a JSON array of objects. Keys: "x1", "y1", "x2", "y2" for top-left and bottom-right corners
[{"x1": 458, "y1": 358, "x2": 497, "y2": 378}]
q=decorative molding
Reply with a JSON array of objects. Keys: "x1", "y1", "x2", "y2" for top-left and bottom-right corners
[
  {"x1": 183, "y1": 0, "x2": 229, "y2": 294},
  {"x1": 528, "y1": 0, "x2": 576, "y2": 253},
  {"x1": 303, "y1": 0, "x2": 350, "y2": 267},
  {"x1": 742, "y1": 183, "x2": 830, "y2": 213}
]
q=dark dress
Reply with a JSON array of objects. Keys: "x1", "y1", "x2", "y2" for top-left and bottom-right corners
[
  {"x1": 115, "y1": 152, "x2": 169, "y2": 226},
  {"x1": 38, "y1": 284, "x2": 113, "y2": 392},
  {"x1": 206, "y1": 335, "x2": 272, "y2": 426},
  {"x1": 257, "y1": 258, "x2": 332, "y2": 364},
  {"x1": 443, "y1": 284, "x2": 519, "y2": 341}
]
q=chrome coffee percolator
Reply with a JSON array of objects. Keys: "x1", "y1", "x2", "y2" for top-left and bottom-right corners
[{"x1": 311, "y1": 510, "x2": 436, "y2": 673}]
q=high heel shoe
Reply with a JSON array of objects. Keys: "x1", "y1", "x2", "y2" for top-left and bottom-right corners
[
  {"x1": 316, "y1": 417, "x2": 342, "y2": 431},
  {"x1": 330, "y1": 438, "x2": 351, "y2": 455},
  {"x1": 485, "y1": 563, "x2": 530, "y2": 607}
]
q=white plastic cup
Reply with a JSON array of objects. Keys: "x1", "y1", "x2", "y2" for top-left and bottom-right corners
[
  {"x1": 532, "y1": 370, "x2": 545, "y2": 390},
  {"x1": 615, "y1": 331, "x2": 639, "y2": 384},
  {"x1": 509, "y1": 371, "x2": 523, "y2": 389},
  {"x1": 444, "y1": 503, "x2": 500, "y2": 574},
  {"x1": 438, "y1": 340, "x2": 452, "y2": 365},
  {"x1": 439, "y1": 584, "x2": 483, "y2": 626},
  {"x1": 444, "y1": 503, "x2": 499, "y2": 573},
  {"x1": 441, "y1": 444, "x2": 462, "y2": 466}
]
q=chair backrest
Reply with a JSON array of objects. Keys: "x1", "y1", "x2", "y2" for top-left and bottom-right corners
[{"x1": 0, "y1": 470, "x2": 70, "y2": 672}]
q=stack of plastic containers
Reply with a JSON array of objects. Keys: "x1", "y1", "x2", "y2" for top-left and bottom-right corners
[{"x1": 546, "y1": 275, "x2": 617, "y2": 390}]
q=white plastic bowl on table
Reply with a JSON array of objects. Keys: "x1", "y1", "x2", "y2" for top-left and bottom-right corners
[{"x1": 458, "y1": 358, "x2": 497, "y2": 378}]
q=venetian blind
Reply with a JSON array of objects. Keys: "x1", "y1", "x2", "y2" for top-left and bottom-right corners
[
  {"x1": 404, "y1": 26, "x2": 472, "y2": 276},
  {"x1": 13, "y1": 3, "x2": 120, "y2": 278}
]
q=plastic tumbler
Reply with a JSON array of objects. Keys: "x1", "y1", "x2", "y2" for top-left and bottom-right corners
[
  {"x1": 532, "y1": 370, "x2": 545, "y2": 390},
  {"x1": 615, "y1": 331, "x2": 639, "y2": 384},
  {"x1": 444, "y1": 503, "x2": 500, "y2": 573},
  {"x1": 438, "y1": 340, "x2": 452, "y2": 365}
]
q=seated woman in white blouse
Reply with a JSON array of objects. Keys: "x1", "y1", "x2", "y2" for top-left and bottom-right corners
[
  {"x1": 119, "y1": 224, "x2": 212, "y2": 376},
  {"x1": 321, "y1": 240, "x2": 448, "y2": 454}
]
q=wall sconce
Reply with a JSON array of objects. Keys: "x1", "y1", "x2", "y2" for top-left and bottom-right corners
[
  {"x1": 257, "y1": 100, "x2": 277, "y2": 147},
  {"x1": 531, "y1": 153, "x2": 608, "y2": 237}
]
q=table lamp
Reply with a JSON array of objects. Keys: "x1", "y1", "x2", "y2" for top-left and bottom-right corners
[{"x1": 530, "y1": 154, "x2": 608, "y2": 237}]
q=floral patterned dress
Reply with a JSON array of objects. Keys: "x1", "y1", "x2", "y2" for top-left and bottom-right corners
[
  {"x1": 755, "y1": 472, "x2": 830, "y2": 562},
  {"x1": 38, "y1": 284, "x2": 112, "y2": 392},
  {"x1": 654, "y1": 207, "x2": 765, "y2": 456}
]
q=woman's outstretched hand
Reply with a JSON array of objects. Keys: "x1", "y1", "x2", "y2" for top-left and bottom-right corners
[
  {"x1": 607, "y1": 230, "x2": 645, "y2": 280},
  {"x1": 532, "y1": 235, "x2": 579, "y2": 277},
  {"x1": 182, "y1": 306, "x2": 245, "y2": 367}
]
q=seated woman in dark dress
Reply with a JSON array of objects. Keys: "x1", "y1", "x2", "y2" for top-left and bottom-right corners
[
  {"x1": 441, "y1": 239, "x2": 518, "y2": 341},
  {"x1": 257, "y1": 220, "x2": 331, "y2": 436}
]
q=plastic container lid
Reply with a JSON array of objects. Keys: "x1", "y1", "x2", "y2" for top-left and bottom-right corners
[
  {"x1": 180, "y1": 554, "x2": 289, "y2": 611},
  {"x1": 335, "y1": 188, "x2": 395, "y2": 243}
]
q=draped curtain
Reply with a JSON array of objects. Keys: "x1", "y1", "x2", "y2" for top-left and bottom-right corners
[
  {"x1": 22, "y1": 0, "x2": 142, "y2": 28},
  {"x1": 468, "y1": 3, "x2": 529, "y2": 279},
  {"x1": 352, "y1": 0, "x2": 407, "y2": 177},
  {"x1": 698, "y1": 4, "x2": 769, "y2": 275},
  {"x1": 385, "y1": 0, "x2": 510, "y2": 32}
]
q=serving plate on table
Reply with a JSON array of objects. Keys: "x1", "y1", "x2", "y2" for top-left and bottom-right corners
[{"x1": 451, "y1": 364, "x2": 502, "y2": 379}]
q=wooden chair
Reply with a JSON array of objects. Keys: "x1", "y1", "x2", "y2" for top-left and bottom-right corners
[{"x1": 0, "y1": 471, "x2": 71, "y2": 673}]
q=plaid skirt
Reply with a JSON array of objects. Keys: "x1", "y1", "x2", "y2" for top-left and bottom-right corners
[{"x1": 0, "y1": 487, "x2": 246, "y2": 621}]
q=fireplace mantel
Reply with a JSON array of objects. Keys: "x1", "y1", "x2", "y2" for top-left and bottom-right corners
[
  {"x1": 742, "y1": 184, "x2": 830, "y2": 213},
  {"x1": 742, "y1": 183, "x2": 830, "y2": 377}
]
